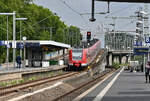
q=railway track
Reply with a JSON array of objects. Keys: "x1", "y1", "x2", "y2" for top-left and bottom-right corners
[
  {"x1": 0, "y1": 72, "x2": 79, "y2": 97},
  {"x1": 52, "y1": 69, "x2": 115, "y2": 101},
  {"x1": 0, "y1": 49, "x2": 108, "y2": 101}
]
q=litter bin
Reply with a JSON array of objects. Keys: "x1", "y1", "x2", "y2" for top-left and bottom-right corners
[
  {"x1": 49, "y1": 60, "x2": 58, "y2": 65},
  {"x1": 59, "y1": 60, "x2": 64, "y2": 65}
]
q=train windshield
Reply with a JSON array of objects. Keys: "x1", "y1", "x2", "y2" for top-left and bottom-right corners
[{"x1": 72, "y1": 49, "x2": 83, "y2": 60}]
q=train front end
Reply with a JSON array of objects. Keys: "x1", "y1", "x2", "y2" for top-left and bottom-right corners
[{"x1": 69, "y1": 48, "x2": 87, "y2": 69}]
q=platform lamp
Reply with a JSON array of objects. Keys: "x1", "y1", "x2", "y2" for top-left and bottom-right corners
[
  {"x1": 0, "y1": 12, "x2": 16, "y2": 68},
  {"x1": 23, "y1": 36, "x2": 27, "y2": 68},
  {"x1": 16, "y1": 18, "x2": 27, "y2": 59},
  {"x1": 127, "y1": 47, "x2": 131, "y2": 62},
  {"x1": 0, "y1": 12, "x2": 27, "y2": 68}
]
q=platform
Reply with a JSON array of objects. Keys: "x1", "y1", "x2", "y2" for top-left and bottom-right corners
[
  {"x1": 74, "y1": 67, "x2": 150, "y2": 101},
  {"x1": 0, "y1": 65, "x2": 66, "y2": 81}
]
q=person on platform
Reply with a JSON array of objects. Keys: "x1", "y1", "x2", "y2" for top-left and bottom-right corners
[
  {"x1": 145, "y1": 61, "x2": 150, "y2": 83},
  {"x1": 141, "y1": 63, "x2": 143, "y2": 72},
  {"x1": 16, "y1": 56, "x2": 21, "y2": 68}
]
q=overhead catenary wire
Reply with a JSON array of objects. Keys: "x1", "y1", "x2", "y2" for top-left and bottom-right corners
[
  {"x1": 105, "y1": 4, "x2": 136, "y2": 18},
  {"x1": 120, "y1": 19, "x2": 136, "y2": 29},
  {"x1": 0, "y1": 25, "x2": 12, "y2": 35},
  {"x1": 0, "y1": 15, "x2": 52, "y2": 36},
  {"x1": 16, "y1": 14, "x2": 53, "y2": 34},
  {"x1": 0, "y1": 17, "x2": 13, "y2": 39},
  {"x1": 23, "y1": 21, "x2": 45, "y2": 39},
  {"x1": 59, "y1": 0, "x2": 90, "y2": 27},
  {"x1": 59, "y1": 0, "x2": 81, "y2": 15}
]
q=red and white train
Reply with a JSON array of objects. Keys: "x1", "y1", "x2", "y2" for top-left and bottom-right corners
[{"x1": 68, "y1": 39, "x2": 101, "y2": 69}]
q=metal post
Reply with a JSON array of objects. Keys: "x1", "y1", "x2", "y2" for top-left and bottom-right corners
[
  {"x1": 72, "y1": 35, "x2": 73, "y2": 47},
  {"x1": 24, "y1": 40, "x2": 26, "y2": 67},
  {"x1": 68, "y1": 29, "x2": 70, "y2": 44},
  {"x1": 63, "y1": 49, "x2": 65, "y2": 62},
  {"x1": 144, "y1": 54, "x2": 146, "y2": 73},
  {"x1": 72, "y1": 31, "x2": 74, "y2": 46},
  {"x1": 0, "y1": 12, "x2": 16, "y2": 68},
  {"x1": 13, "y1": 11, "x2": 16, "y2": 68},
  {"x1": 20, "y1": 21, "x2": 22, "y2": 58},
  {"x1": 76, "y1": 31, "x2": 78, "y2": 46},
  {"x1": 23, "y1": 36, "x2": 27, "y2": 68},
  {"x1": 6, "y1": 16, "x2": 9, "y2": 68},
  {"x1": 63, "y1": 29, "x2": 65, "y2": 43},
  {"x1": 92, "y1": 0, "x2": 94, "y2": 19},
  {"x1": 125, "y1": 34, "x2": 126, "y2": 50},
  {"x1": 0, "y1": 12, "x2": 28, "y2": 68},
  {"x1": 113, "y1": 18, "x2": 116, "y2": 50},
  {"x1": 50, "y1": 27, "x2": 52, "y2": 40},
  {"x1": 148, "y1": 46, "x2": 150, "y2": 61},
  {"x1": 15, "y1": 18, "x2": 27, "y2": 67}
]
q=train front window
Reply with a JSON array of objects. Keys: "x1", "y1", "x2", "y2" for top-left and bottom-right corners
[{"x1": 72, "y1": 49, "x2": 83, "y2": 60}]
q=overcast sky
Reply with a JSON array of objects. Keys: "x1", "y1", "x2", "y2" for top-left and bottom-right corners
[
  {"x1": 34, "y1": 0, "x2": 150, "y2": 47},
  {"x1": 34, "y1": 0, "x2": 150, "y2": 31}
]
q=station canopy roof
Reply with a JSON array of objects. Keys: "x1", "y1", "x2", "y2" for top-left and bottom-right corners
[
  {"x1": 26, "y1": 40, "x2": 71, "y2": 49},
  {"x1": 96, "y1": 0, "x2": 150, "y2": 3},
  {"x1": 0, "y1": 40, "x2": 71, "y2": 50}
]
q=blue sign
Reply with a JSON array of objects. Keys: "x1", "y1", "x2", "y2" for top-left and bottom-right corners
[
  {"x1": 145, "y1": 37, "x2": 150, "y2": 43},
  {"x1": 17, "y1": 43, "x2": 24, "y2": 49},
  {"x1": 134, "y1": 41, "x2": 142, "y2": 46},
  {"x1": 0, "y1": 41, "x2": 2, "y2": 46},
  {"x1": 26, "y1": 43, "x2": 40, "y2": 48},
  {"x1": 0, "y1": 41, "x2": 5, "y2": 46},
  {"x1": 134, "y1": 48, "x2": 148, "y2": 55}
]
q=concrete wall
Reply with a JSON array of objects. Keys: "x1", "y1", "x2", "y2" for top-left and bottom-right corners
[
  {"x1": 0, "y1": 73, "x2": 22, "y2": 81},
  {"x1": 113, "y1": 56, "x2": 120, "y2": 63},
  {"x1": 121, "y1": 56, "x2": 127, "y2": 64},
  {"x1": 107, "y1": 52, "x2": 129, "y2": 65},
  {"x1": 1, "y1": 62, "x2": 14, "y2": 68},
  {"x1": 109, "y1": 53, "x2": 112, "y2": 65}
]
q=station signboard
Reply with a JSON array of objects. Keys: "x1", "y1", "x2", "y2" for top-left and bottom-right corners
[
  {"x1": 17, "y1": 43, "x2": 24, "y2": 49},
  {"x1": 134, "y1": 47, "x2": 149, "y2": 55},
  {"x1": 145, "y1": 37, "x2": 150, "y2": 43}
]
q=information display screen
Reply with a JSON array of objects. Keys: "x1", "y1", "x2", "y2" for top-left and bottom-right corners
[{"x1": 134, "y1": 48, "x2": 148, "y2": 55}]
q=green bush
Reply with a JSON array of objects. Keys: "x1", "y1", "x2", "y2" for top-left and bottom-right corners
[
  {"x1": 49, "y1": 60, "x2": 58, "y2": 65},
  {"x1": 0, "y1": 0, "x2": 81, "y2": 64}
]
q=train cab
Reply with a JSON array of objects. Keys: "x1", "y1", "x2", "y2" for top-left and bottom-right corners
[
  {"x1": 68, "y1": 39, "x2": 101, "y2": 70},
  {"x1": 69, "y1": 48, "x2": 87, "y2": 68}
]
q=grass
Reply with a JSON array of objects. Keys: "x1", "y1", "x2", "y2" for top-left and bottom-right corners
[
  {"x1": 49, "y1": 72, "x2": 54, "y2": 77},
  {"x1": 112, "y1": 62, "x2": 129, "y2": 69},
  {"x1": 0, "y1": 71, "x2": 64, "y2": 87},
  {"x1": 112, "y1": 63, "x2": 120, "y2": 69},
  {"x1": 0, "y1": 76, "x2": 37, "y2": 87},
  {"x1": 0, "y1": 82, "x2": 8, "y2": 87}
]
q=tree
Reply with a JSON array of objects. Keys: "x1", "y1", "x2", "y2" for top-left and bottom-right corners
[{"x1": 0, "y1": 0, "x2": 81, "y2": 63}]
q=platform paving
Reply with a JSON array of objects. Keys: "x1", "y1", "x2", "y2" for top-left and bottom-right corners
[
  {"x1": 0, "y1": 65, "x2": 65, "y2": 74},
  {"x1": 78, "y1": 68, "x2": 150, "y2": 101}
]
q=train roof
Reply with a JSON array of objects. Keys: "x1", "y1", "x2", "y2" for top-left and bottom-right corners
[
  {"x1": 79, "y1": 39, "x2": 99, "y2": 48},
  {"x1": 72, "y1": 39, "x2": 99, "y2": 49}
]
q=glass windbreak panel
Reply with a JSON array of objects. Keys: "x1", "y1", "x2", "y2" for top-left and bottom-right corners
[{"x1": 72, "y1": 49, "x2": 83, "y2": 60}]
